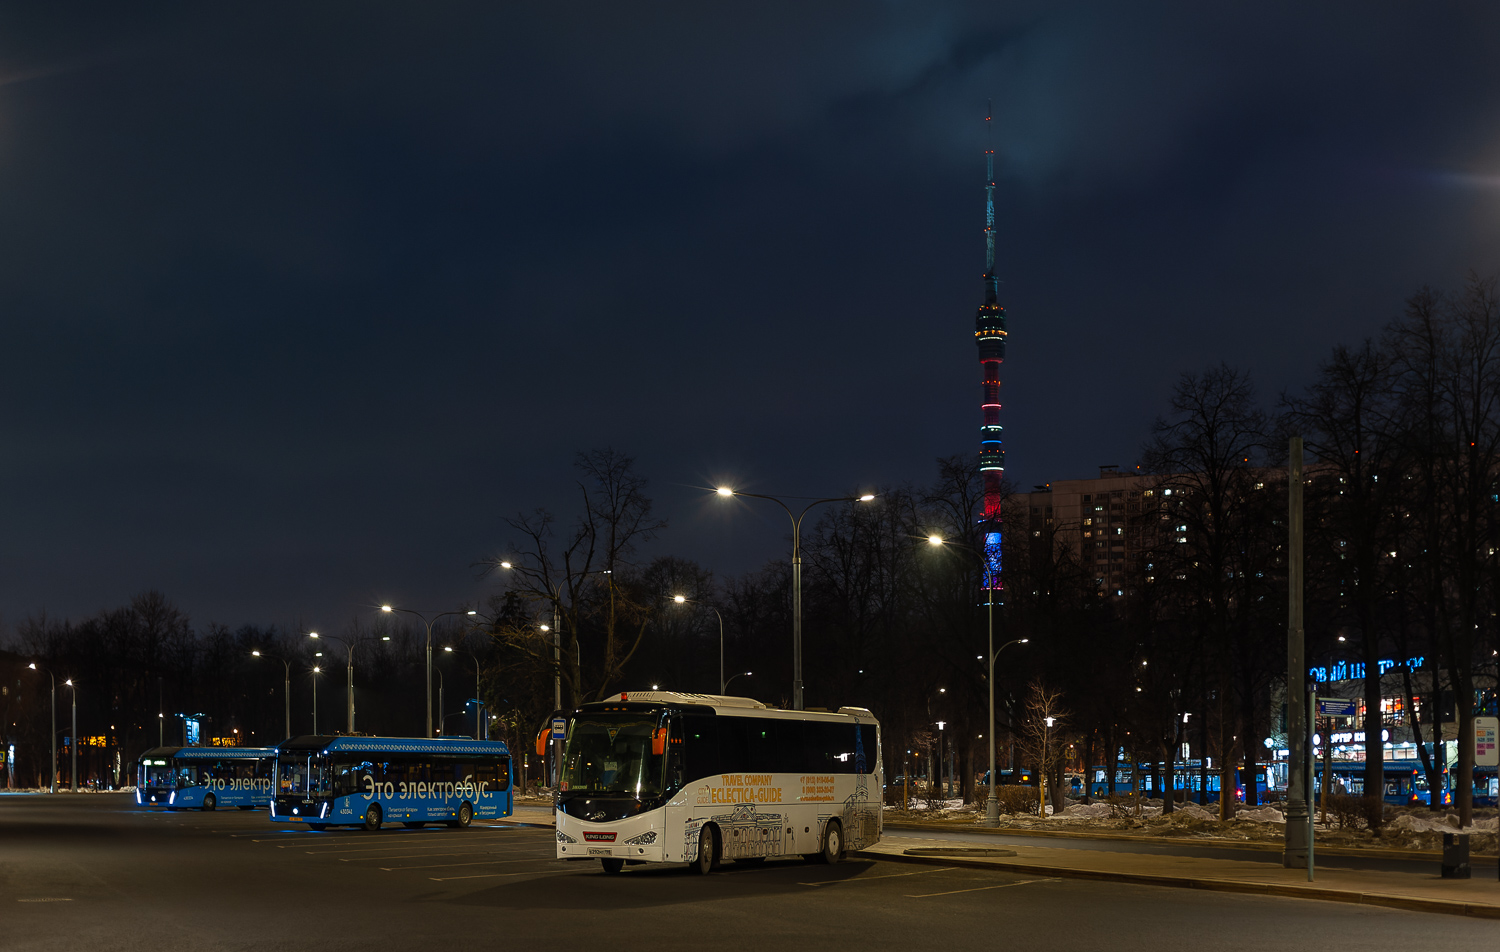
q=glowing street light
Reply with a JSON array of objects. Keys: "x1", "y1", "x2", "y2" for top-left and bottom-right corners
[
  {"x1": 671, "y1": 595, "x2": 728, "y2": 693},
  {"x1": 27, "y1": 663, "x2": 57, "y2": 794},
  {"x1": 927, "y1": 533, "x2": 1027, "y2": 823},
  {"x1": 714, "y1": 486, "x2": 876, "y2": 709}
]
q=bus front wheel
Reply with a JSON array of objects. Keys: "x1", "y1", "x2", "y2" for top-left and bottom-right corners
[
  {"x1": 364, "y1": 804, "x2": 383, "y2": 831},
  {"x1": 600, "y1": 858, "x2": 624, "y2": 874},
  {"x1": 201, "y1": 793, "x2": 216, "y2": 812},
  {"x1": 818, "y1": 820, "x2": 843, "y2": 865},
  {"x1": 447, "y1": 802, "x2": 473, "y2": 829},
  {"x1": 307, "y1": 823, "x2": 327, "y2": 832},
  {"x1": 691, "y1": 825, "x2": 718, "y2": 875}
]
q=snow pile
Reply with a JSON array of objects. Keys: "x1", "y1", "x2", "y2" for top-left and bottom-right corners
[
  {"x1": 1233, "y1": 806, "x2": 1286, "y2": 824},
  {"x1": 1386, "y1": 813, "x2": 1468, "y2": 835},
  {"x1": 1165, "y1": 801, "x2": 1216, "y2": 821},
  {"x1": 1059, "y1": 801, "x2": 1114, "y2": 818}
]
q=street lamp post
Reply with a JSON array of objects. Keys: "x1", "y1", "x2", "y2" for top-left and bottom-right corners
[
  {"x1": 26, "y1": 663, "x2": 56, "y2": 794},
  {"x1": 443, "y1": 644, "x2": 484, "y2": 739},
  {"x1": 671, "y1": 595, "x2": 728, "y2": 693},
  {"x1": 66, "y1": 680, "x2": 78, "y2": 792},
  {"x1": 381, "y1": 606, "x2": 467, "y2": 738},
  {"x1": 926, "y1": 535, "x2": 1027, "y2": 824},
  {"x1": 308, "y1": 631, "x2": 383, "y2": 734},
  {"x1": 251, "y1": 650, "x2": 293, "y2": 740},
  {"x1": 310, "y1": 667, "x2": 321, "y2": 734},
  {"x1": 723, "y1": 671, "x2": 753, "y2": 693},
  {"x1": 434, "y1": 667, "x2": 445, "y2": 735},
  {"x1": 715, "y1": 487, "x2": 875, "y2": 710}
]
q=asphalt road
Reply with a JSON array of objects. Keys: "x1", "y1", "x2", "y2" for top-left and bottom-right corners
[{"x1": 3, "y1": 793, "x2": 1495, "y2": 951}]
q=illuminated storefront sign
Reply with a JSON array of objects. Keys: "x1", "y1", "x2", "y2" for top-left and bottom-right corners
[{"x1": 1310, "y1": 657, "x2": 1424, "y2": 683}]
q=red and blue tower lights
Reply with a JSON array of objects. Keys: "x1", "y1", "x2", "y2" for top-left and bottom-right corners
[{"x1": 975, "y1": 106, "x2": 1006, "y2": 591}]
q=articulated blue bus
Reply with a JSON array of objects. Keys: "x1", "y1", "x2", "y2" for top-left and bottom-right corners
[
  {"x1": 270, "y1": 735, "x2": 512, "y2": 831},
  {"x1": 136, "y1": 746, "x2": 277, "y2": 810},
  {"x1": 1089, "y1": 762, "x2": 1269, "y2": 802}
]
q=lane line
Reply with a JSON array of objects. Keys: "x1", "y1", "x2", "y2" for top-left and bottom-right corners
[
  {"x1": 798, "y1": 867, "x2": 955, "y2": 887},
  {"x1": 907, "y1": 877, "x2": 1058, "y2": 898},
  {"x1": 341, "y1": 850, "x2": 553, "y2": 863},
  {"x1": 428, "y1": 871, "x2": 542, "y2": 882},
  {"x1": 300, "y1": 841, "x2": 547, "y2": 855},
  {"x1": 379, "y1": 857, "x2": 548, "y2": 871}
]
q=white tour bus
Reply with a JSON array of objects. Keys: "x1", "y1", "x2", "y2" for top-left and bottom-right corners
[{"x1": 554, "y1": 691, "x2": 882, "y2": 874}]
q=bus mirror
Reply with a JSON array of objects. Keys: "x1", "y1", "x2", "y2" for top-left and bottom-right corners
[
  {"x1": 535, "y1": 728, "x2": 548, "y2": 758},
  {"x1": 652, "y1": 728, "x2": 666, "y2": 757}
]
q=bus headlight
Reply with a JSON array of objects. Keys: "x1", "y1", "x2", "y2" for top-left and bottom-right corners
[
  {"x1": 168, "y1": 792, "x2": 175, "y2": 805},
  {"x1": 624, "y1": 831, "x2": 657, "y2": 845}
]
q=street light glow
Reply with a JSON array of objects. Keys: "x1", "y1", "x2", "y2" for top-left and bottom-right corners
[
  {"x1": 673, "y1": 594, "x2": 686, "y2": 603},
  {"x1": 309, "y1": 632, "x2": 319, "y2": 639},
  {"x1": 27, "y1": 663, "x2": 36, "y2": 670},
  {"x1": 381, "y1": 605, "x2": 392, "y2": 612},
  {"x1": 715, "y1": 486, "x2": 733, "y2": 496},
  {"x1": 539, "y1": 624, "x2": 550, "y2": 632},
  {"x1": 252, "y1": 650, "x2": 261, "y2": 657},
  {"x1": 499, "y1": 561, "x2": 512, "y2": 569},
  {"x1": 443, "y1": 646, "x2": 453, "y2": 653},
  {"x1": 928, "y1": 535, "x2": 944, "y2": 546},
  {"x1": 467, "y1": 610, "x2": 477, "y2": 615},
  {"x1": 858, "y1": 494, "x2": 875, "y2": 502}
]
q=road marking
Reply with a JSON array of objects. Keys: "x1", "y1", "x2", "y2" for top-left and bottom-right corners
[
  {"x1": 343, "y1": 850, "x2": 552, "y2": 864},
  {"x1": 17, "y1": 898, "x2": 73, "y2": 903},
  {"x1": 798, "y1": 867, "x2": 954, "y2": 887},
  {"x1": 300, "y1": 841, "x2": 545, "y2": 855},
  {"x1": 428, "y1": 871, "x2": 538, "y2": 881},
  {"x1": 380, "y1": 857, "x2": 547, "y2": 871},
  {"x1": 907, "y1": 877, "x2": 1058, "y2": 898}
]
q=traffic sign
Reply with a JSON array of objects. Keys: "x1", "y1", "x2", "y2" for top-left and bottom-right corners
[
  {"x1": 551, "y1": 717, "x2": 567, "y2": 740},
  {"x1": 1477, "y1": 716, "x2": 1499, "y2": 768},
  {"x1": 1316, "y1": 697, "x2": 1356, "y2": 719}
]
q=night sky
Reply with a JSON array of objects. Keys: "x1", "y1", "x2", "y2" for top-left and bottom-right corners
[{"x1": 3, "y1": 3, "x2": 1498, "y2": 629}]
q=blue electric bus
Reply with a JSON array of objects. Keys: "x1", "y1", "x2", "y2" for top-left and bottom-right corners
[
  {"x1": 136, "y1": 746, "x2": 278, "y2": 810},
  {"x1": 270, "y1": 735, "x2": 512, "y2": 831},
  {"x1": 1088, "y1": 762, "x2": 1268, "y2": 802}
]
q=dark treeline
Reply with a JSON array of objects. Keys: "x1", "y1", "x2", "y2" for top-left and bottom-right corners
[{"x1": 5, "y1": 278, "x2": 1499, "y2": 821}]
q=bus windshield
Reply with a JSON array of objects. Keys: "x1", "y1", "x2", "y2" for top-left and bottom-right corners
[
  {"x1": 278, "y1": 754, "x2": 331, "y2": 796},
  {"x1": 141, "y1": 764, "x2": 173, "y2": 788},
  {"x1": 562, "y1": 713, "x2": 663, "y2": 797}
]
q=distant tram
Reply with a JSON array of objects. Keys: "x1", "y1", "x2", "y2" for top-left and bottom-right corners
[{"x1": 136, "y1": 746, "x2": 277, "y2": 810}]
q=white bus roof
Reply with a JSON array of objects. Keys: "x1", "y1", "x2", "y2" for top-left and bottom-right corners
[{"x1": 601, "y1": 692, "x2": 876, "y2": 721}]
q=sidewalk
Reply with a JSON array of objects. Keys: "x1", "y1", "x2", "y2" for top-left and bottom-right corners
[
  {"x1": 860, "y1": 831, "x2": 1500, "y2": 920},
  {"x1": 500, "y1": 802, "x2": 1498, "y2": 919}
]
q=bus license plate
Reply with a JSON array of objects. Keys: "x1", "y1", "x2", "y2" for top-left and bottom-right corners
[{"x1": 588, "y1": 848, "x2": 611, "y2": 856}]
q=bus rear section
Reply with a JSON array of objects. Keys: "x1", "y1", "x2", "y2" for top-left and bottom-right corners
[
  {"x1": 270, "y1": 736, "x2": 512, "y2": 831},
  {"x1": 555, "y1": 692, "x2": 882, "y2": 874},
  {"x1": 134, "y1": 747, "x2": 276, "y2": 810}
]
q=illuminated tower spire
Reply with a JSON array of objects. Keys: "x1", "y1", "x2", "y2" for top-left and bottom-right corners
[{"x1": 975, "y1": 103, "x2": 1006, "y2": 590}]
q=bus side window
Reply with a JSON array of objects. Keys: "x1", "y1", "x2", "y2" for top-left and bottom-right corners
[{"x1": 683, "y1": 715, "x2": 718, "y2": 781}]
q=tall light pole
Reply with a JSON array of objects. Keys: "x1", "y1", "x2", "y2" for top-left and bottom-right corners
[
  {"x1": 308, "y1": 632, "x2": 383, "y2": 734},
  {"x1": 251, "y1": 650, "x2": 293, "y2": 739},
  {"x1": 65, "y1": 680, "x2": 78, "y2": 793},
  {"x1": 724, "y1": 671, "x2": 753, "y2": 692},
  {"x1": 381, "y1": 606, "x2": 466, "y2": 738},
  {"x1": 27, "y1": 663, "x2": 56, "y2": 794},
  {"x1": 443, "y1": 644, "x2": 484, "y2": 739},
  {"x1": 434, "y1": 667, "x2": 445, "y2": 735},
  {"x1": 672, "y1": 595, "x2": 727, "y2": 693},
  {"x1": 1285, "y1": 435, "x2": 1311, "y2": 872},
  {"x1": 715, "y1": 487, "x2": 875, "y2": 710},
  {"x1": 310, "y1": 666, "x2": 321, "y2": 734},
  {"x1": 926, "y1": 535, "x2": 1026, "y2": 823}
]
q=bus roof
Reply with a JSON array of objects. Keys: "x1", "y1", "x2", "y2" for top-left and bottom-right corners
[
  {"x1": 137, "y1": 746, "x2": 277, "y2": 762},
  {"x1": 274, "y1": 735, "x2": 511, "y2": 757},
  {"x1": 591, "y1": 692, "x2": 877, "y2": 722}
]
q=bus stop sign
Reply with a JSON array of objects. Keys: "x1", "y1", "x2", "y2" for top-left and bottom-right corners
[
  {"x1": 1316, "y1": 697, "x2": 1356, "y2": 719},
  {"x1": 551, "y1": 717, "x2": 567, "y2": 740}
]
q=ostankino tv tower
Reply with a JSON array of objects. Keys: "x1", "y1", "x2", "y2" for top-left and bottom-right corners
[{"x1": 975, "y1": 105, "x2": 1006, "y2": 591}]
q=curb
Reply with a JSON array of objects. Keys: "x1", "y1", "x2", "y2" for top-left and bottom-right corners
[
  {"x1": 855, "y1": 848, "x2": 1500, "y2": 920},
  {"x1": 885, "y1": 820, "x2": 1500, "y2": 866}
]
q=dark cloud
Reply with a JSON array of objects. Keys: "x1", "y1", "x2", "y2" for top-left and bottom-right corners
[{"x1": 1, "y1": 2, "x2": 1498, "y2": 626}]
